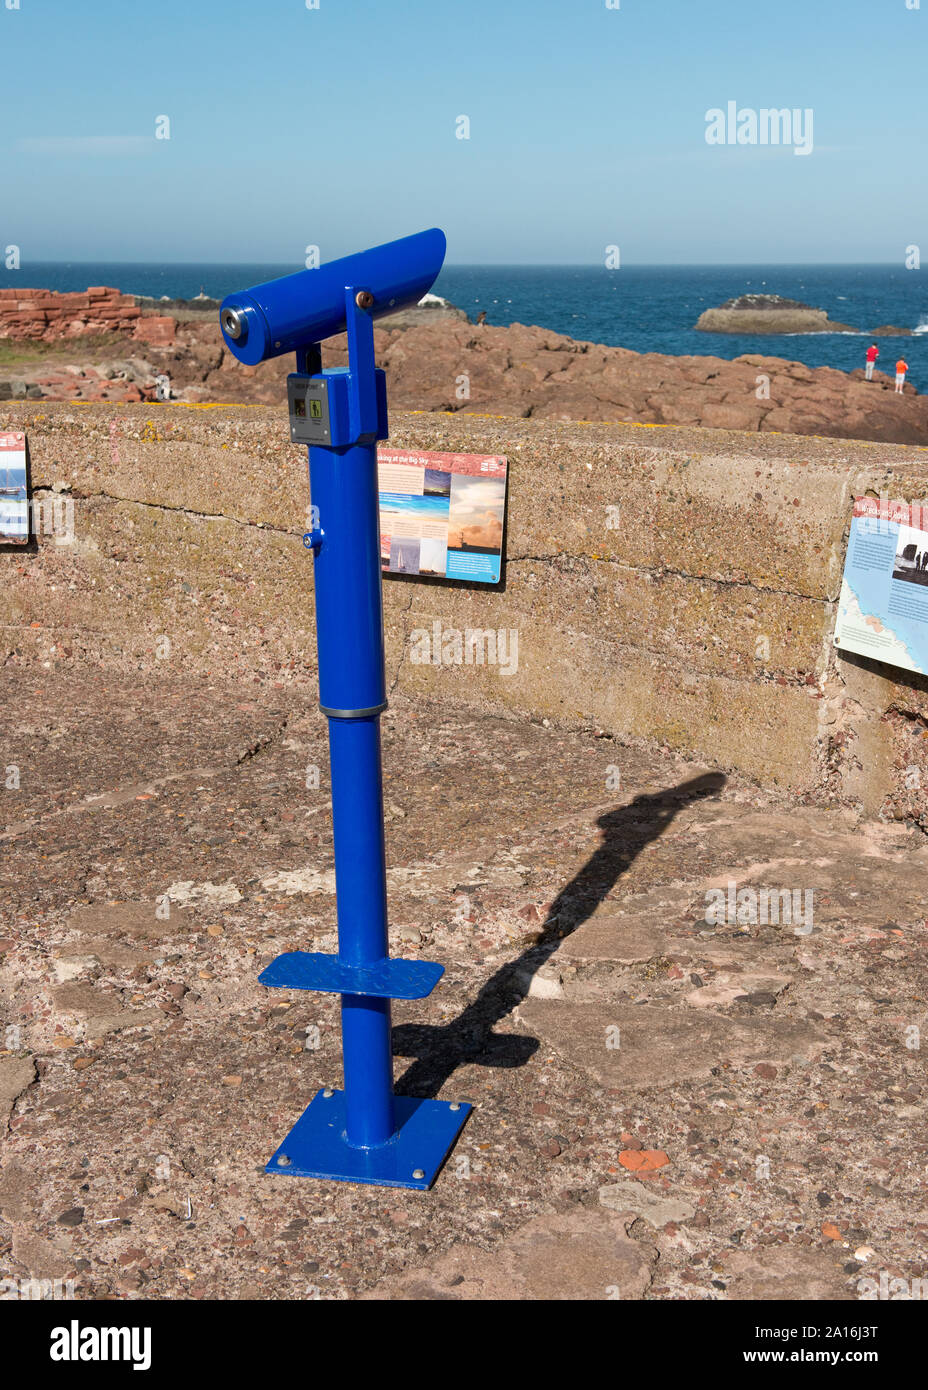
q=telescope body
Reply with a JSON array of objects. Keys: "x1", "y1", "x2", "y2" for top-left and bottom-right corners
[{"x1": 219, "y1": 228, "x2": 447, "y2": 366}]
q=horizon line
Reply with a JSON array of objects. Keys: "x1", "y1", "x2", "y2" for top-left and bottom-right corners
[{"x1": 0, "y1": 260, "x2": 915, "y2": 270}]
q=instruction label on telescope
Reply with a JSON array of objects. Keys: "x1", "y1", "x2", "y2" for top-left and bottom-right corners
[
  {"x1": 378, "y1": 448, "x2": 507, "y2": 583},
  {"x1": 833, "y1": 496, "x2": 928, "y2": 676},
  {"x1": 0, "y1": 432, "x2": 28, "y2": 545}
]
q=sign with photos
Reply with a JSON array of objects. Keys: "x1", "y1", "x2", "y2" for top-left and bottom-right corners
[
  {"x1": 378, "y1": 448, "x2": 507, "y2": 584},
  {"x1": 0, "y1": 432, "x2": 28, "y2": 545}
]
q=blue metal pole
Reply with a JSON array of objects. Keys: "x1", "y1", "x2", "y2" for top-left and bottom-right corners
[{"x1": 310, "y1": 436, "x2": 395, "y2": 1150}]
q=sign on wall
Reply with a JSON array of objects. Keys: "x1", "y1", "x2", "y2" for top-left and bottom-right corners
[
  {"x1": 0, "y1": 432, "x2": 28, "y2": 545},
  {"x1": 378, "y1": 448, "x2": 507, "y2": 584},
  {"x1": 833, "y1": 496, "x2": 928, "y2": 676}
]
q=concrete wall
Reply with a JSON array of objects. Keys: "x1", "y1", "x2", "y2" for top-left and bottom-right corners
[{"x1": 3, "y1": 401, "x2": 928, "y2": 818}]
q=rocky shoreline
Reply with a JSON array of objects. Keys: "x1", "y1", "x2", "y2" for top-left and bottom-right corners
[{"x1": 0, "y1": 286, "x2": 925, "y2": 444}]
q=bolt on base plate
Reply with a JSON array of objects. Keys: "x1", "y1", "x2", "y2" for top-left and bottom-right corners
[{"x1": 265, "y1": 1088, "x2": 472, "y2": 1190}]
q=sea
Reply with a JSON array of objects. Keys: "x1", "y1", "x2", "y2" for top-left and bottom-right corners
[{"x1": 2, "y1": 262, "x2": 925, "y2": 385}]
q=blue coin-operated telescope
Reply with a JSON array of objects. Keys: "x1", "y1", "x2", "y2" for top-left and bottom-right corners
[{"x1": 220, "y1": 230, "x2": 471, "y2": 1189}]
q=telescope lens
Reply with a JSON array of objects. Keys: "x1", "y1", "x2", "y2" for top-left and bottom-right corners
[{"x1": 221, "y1": 307, "x2": 246, "y2": 341}]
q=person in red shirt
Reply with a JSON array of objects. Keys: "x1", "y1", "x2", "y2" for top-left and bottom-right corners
[
  {"x1": 865, "y1": 343, "x2": 879, "y2": 381},
  {"x1": 896, "y1": 358, "x2": 909, "y2": 395}
]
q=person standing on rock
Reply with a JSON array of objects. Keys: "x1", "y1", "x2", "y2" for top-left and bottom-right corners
[
  {"x1": 895, "y1": 357, "x2": 909, "y2": 395},
  {"x1": 865, "y1": 343, "x2": 879, "y2": 380}
]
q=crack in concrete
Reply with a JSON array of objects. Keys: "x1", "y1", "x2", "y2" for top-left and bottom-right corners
[
  {"x1": 0, "y1": 764, "x2": 220, "y2": 844},
  {"x1": 236, "y1": 717, "x2": 291, "y2": 766},
  {"x1": 31, "y1": 486, "x2": 840, "y2": 608},
  {"x1": 1, "y1": 719, "x2": 293, "y2": 843},
  {"x1": 387, "y1": 589, "x2": 417, "y2": 696},
  {"x1": 507, "y1": 551, "x2": 837, "y2": 605},
  {"x1": 29, "y1": 487, "x2": 838, "y2": 606},
  {"x1": 61, "y1": 487, "x2": 302, "y2": 539}
]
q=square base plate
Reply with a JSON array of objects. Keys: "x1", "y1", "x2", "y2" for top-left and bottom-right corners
[{"x1": 265, "y1": 1089, "x2": 472, "y2": 1190}]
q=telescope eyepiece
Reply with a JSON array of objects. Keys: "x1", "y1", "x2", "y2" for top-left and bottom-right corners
[{"x1": 221, "y1": 306, "x2": 247, "y2": 341}]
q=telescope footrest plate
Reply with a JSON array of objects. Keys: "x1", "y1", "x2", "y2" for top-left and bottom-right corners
[
  {"x1": 258, "y1": 950, "x2": 443, "y2": 1000},
  {"x1": 265, "y1": 1088, "x2": 472, "y2": 1189}
]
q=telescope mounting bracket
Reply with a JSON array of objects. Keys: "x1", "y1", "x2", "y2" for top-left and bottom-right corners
[{"x1": 288, "y1": 288, "x2": 388, "y2": 451}]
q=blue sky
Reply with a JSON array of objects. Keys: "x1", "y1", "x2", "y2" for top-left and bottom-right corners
[{"x1": 1, "y1": 0, "x2": 925, "y2": 264}]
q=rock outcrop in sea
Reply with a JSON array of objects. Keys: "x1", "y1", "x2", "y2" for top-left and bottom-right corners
[{"x1": 695, "y1": 293, "x2": 858, "y2": 335}]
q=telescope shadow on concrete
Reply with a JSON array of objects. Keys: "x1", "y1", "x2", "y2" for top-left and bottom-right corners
[{"x1": 393, "y1": 769, "x2": 727, "y2": 1100}]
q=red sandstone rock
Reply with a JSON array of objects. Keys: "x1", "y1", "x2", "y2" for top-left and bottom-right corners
[
  {"x1": 133, "y1": 316, "x2": 176, "y2": 346},
  {"x1": 0, "y1": 286, "x2": 175, "y2": 346}
]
